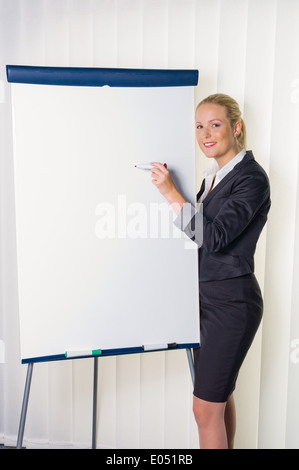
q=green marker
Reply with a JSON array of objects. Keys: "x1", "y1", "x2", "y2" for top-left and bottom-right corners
[{"x1": 65, "y1": 349, "x2": 102, "y2": 358}]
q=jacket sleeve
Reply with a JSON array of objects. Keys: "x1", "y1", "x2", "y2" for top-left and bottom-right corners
[
  {"x1": 173, "y1": 202, "x2": 203, "y2": 247},
  {"x1": 174, "y1": 171, "x2": 270, "y2": 252}
]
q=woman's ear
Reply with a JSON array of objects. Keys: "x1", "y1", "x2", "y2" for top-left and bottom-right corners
[{"x1": 234, "y1": 121, "x2": 242, "y2": 137}]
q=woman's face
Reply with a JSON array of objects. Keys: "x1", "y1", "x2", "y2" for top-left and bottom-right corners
[{"x1": 195, "y1": 103, "x2": 240, "y2": 167}]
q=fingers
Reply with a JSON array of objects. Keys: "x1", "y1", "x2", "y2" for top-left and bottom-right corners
[
  {"x1": 151, "y1": 170, "x2": 167, "y2": 188},
  {"x1": 151, "y1": 162, "x2": 169, "y2": 181},
  {"x1": 150, "y1": 161, "x2": 176, "y2": 200},
  {"x1": 151, "y1": 169, "x2": 159, "y2": 185},
  {"x1": 151, "y1": 162, "x2": 168, "y2": 173},
  {"x1": 150, "y1": 162, "x2": 182, "y2": 205}
]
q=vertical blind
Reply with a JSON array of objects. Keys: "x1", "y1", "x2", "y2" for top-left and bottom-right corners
[{"x1": 0, "y1": 0, "x2": 299, "y2": 449}]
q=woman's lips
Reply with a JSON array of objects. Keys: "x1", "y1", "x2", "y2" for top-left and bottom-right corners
[{"x1": 203, "y1": 142, "x2": 216, "y2": 148}]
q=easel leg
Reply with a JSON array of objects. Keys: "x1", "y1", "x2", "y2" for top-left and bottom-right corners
[
  {"x1": 186, "y1": 348, "x2": 195, "y2": 385},
  {"x1": 92, "y1": 357, "x2": 98, "y2": 449},
  {"x1": 17, "y1": 363, "x2": 34, "y2": 449}
]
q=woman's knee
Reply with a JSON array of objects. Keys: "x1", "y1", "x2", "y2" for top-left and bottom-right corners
[{"x1": 193, "y1": 396, "x2": 225, "y2": 428}]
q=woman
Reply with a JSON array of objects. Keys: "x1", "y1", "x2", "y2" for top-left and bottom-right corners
[{"x1": 151, "y1": 94, "x2": 270, "y2": 449}]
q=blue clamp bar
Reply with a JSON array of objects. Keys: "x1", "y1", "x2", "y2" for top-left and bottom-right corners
[{"x1": 6, "y1": 65, "x2": 198, "y2": 88}]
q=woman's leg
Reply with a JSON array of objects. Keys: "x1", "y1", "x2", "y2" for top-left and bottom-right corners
[
  {"x1": 193, "y1": 396, "x2": 228, "y2": 449},
  {"x1": 224, "y1": 394, "x2": 236, "y2": 449},
  {"x1": 193, "y1": 393, "x2": 236, "y2": 449}
]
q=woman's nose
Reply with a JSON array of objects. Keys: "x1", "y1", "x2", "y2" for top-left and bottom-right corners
[{"x1": 203, "y1": 127, "x2": 211, "y2": 138}]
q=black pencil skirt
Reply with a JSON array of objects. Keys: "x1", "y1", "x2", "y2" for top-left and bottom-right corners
[{"x1": 193, "y1": 274, "x2": 263, "y2": 403}]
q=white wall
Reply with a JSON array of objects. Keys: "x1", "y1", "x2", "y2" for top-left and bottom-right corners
[
  {"x1": 0, "y1": 0, "x2": 299, "y2": 449},
  {"x1": 257, "y1": 0, "x2": 299, "y2": 449}
]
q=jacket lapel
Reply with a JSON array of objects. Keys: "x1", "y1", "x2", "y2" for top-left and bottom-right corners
[
  {"x1": 196, "y1": 179, "x2": 205, "y2": 202},
  {"x1": 202, "y1": 151, "x2": 254, "y2": 206}
]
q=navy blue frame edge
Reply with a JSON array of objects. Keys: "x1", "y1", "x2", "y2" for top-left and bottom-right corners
[{"x1": 6, "y1": 65, "x2": 198, "y2": 87}]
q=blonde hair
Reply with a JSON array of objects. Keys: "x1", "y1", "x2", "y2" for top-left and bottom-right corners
[{"x1": 196, "y1": 93, "x2": 247, "y2": 150}]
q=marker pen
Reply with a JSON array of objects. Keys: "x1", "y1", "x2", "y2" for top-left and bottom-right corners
[
  {"x1": 65, "y1": 349, "x2": 102, "y2": 358},
  {"x1": 142, "y1": 342, "x2": 177, "y2": 351},
  {"x1": 135, "y1": 163, "x2": 167, "y2": 170}
]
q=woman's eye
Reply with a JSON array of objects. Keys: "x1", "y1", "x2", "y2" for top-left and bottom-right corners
[
  {"x1": 212, "y1": 123, "x2": 220, "y2": 127},
  {"x1": 196, "y1": 125, "x2": 203, "y2": 129}
]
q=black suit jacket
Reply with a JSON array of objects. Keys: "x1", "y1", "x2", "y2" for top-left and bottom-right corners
[{"x1": 182, "y1": 151, "x2": 271, "y2": 282}]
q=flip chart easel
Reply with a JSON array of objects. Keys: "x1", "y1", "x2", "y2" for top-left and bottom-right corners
[
  {"x1": 7, "y1": 65, "x2": 200, "y2": 448},
  {"x1": 16, "y1": 350, "x2": 195, "y2": 449}
]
